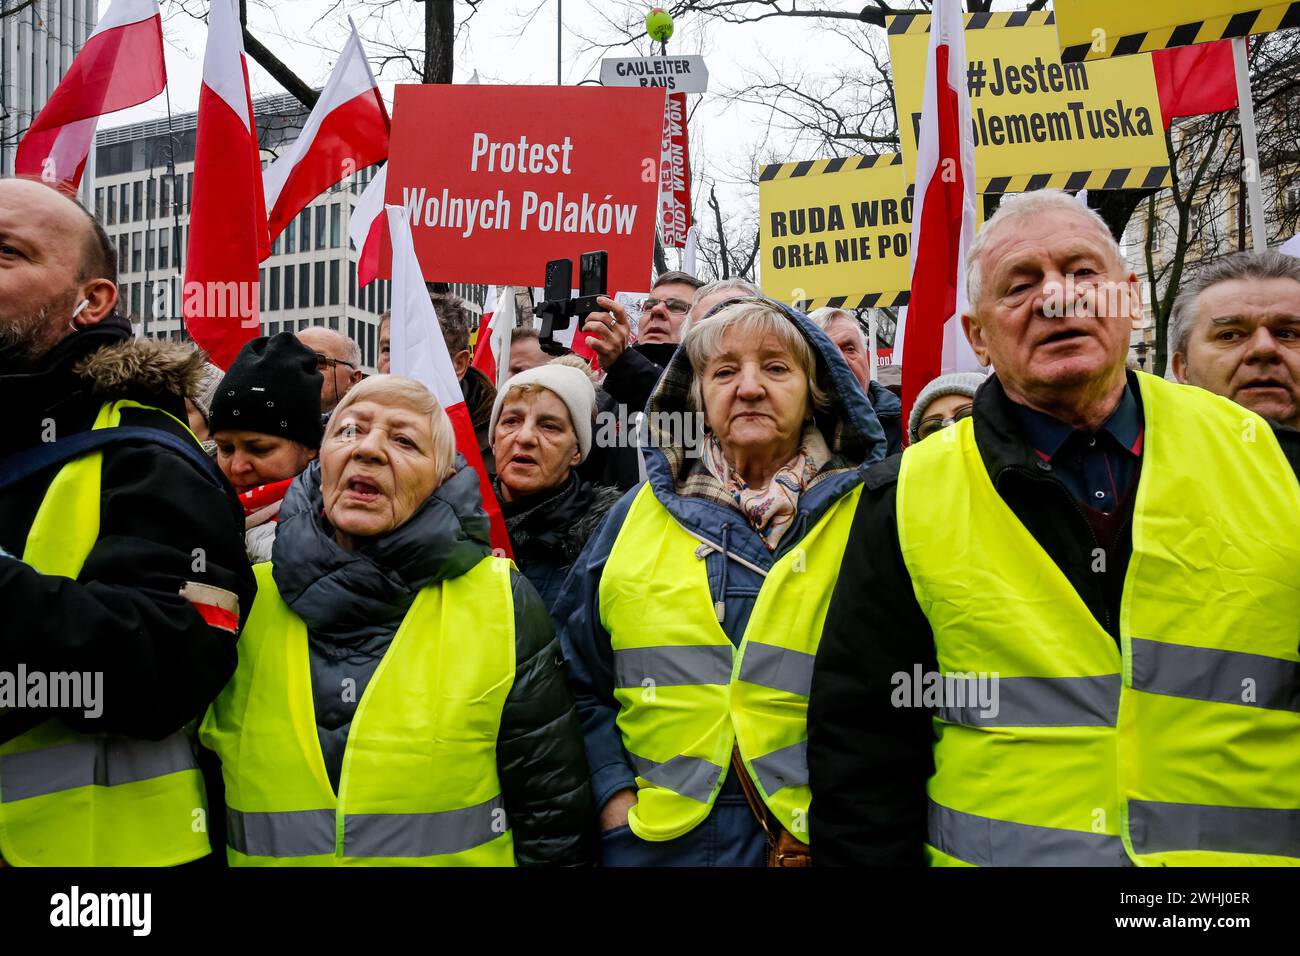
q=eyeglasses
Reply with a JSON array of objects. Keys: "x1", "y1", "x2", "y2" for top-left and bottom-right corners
[
  {"x1": 916, "y1": 404, "x2": 973, "y2": 440},
  {"x1": 640, "y1": 296, "x2": 693, "y2": 315},
  {"x1": 313, "y1": 352, "x2": 357, "y2": 371}
]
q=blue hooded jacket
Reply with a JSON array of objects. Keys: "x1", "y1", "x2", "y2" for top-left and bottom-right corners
[{"x1": 554, "y1": 301, "x2": 886, "y2": 866}]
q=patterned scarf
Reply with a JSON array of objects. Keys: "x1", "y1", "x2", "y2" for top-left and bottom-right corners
[{"x1": 701, "y1": 424, "x2": 829, "y2": 551}]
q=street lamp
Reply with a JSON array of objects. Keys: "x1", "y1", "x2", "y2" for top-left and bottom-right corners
[
  {"x1": 859, "y1": 8, "x2": 887, "y2": 27},
  {"x1": 1135, "y1": 340, "x2": 1149, "y2": 371}
]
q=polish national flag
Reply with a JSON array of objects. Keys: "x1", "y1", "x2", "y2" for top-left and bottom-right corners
[
  {"x1": 348, "y1": 162, "x2": 387, "y2": 287},
  {"x1": 15, "y1": 0, "x2": 166, "y2": 191},
  {"x1": 263, "y1": 23, "x2": 389, "y2": 248},
  {"x1": 385, "y1": 205, "x2": 512, "y2": 557},
  {"x1": 896, "y1": 0, "x2": 981, "y2": 439},
  {"x1": 471, "y1": 286, "x2": 519, "y2": 391},
  {"x1": 183, "y1": 0, "x2": 271, "y2": 370}
]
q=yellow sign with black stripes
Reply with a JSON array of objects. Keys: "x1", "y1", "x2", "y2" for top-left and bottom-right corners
[
  {"x1": 1054, "y1": 1, "x2": 1300, "y2": 63},
  {"x1": 758, "y1": 153, "x2": 914, "y2": 310},
  {"x1": 888, "y1": 12, "x2": 1172, "y2": 193}
]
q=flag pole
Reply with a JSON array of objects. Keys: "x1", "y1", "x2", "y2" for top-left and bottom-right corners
[
  {"x1": 1232, "y1": 37, "x2": 1267, "y2": 253},
  {"x1": 868, "y1": 309, "x2": 878, "y2": 383}
]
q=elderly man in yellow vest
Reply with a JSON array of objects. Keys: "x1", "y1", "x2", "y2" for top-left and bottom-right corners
[{"x1": 809, "y1": 189, "x2": 1300, "y2": 867}]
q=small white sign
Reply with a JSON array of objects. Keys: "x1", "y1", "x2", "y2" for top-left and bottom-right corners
[{"x1": 599, "y1": 56, "x2": 709, "y2": 94}]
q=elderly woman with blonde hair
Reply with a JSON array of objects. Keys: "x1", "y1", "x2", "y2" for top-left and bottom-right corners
[
  {"x1": 200, "y1": 375, "x2": 595, "y2": 866},
  {"x1": 557, "y1": 298, "x2": 887, "y2": 866}
]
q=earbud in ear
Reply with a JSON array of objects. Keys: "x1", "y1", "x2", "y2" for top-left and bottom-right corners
[{"x1": 71, "y1": 299, "x2": 91, "y2": 320}]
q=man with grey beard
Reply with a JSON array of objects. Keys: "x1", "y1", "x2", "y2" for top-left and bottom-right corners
[{"x1": 0, "y1": 177, "x2": 254, "y2": 867}]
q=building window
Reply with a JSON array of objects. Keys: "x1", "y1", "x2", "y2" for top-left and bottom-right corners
[
  {"x1": 314, "y1": 261, "x2": 326, "y2": 308},
  {"x1": 328, "y1": 315, "x2": 339, "y2": 331},
  {"x1": 131, "y1": 282, "x2": 141, "y2": 318},
  {"x1": 348, "y1": 316, "x2": 356, "y2": 342},
  {"x1": 299, "y1": 211, "x2": 311, "y2": 252},
  {"x1": 146, "y1": 178, "x2": 156, "y2": 220},
  {"x1": 284, "y1": 265, "x2": 295, "y2": 310},
  {"x1": 298, "y1": 263, "x2": 310, "y2": 309},
  {"x1": 186, "y1": 173, "x2": 194, "y2": 212},
  {"x1": 330, "y1": 204, "x2": 341, "y2": 248},
  {"x1": 117, "y1": 234, "x2": 128, "y2": 275},
  {"x1": 119, "y1": 186, "x2": 129, "y2": 223},
  {"x1": 159, "y1": 177, "x2": 169, "y2": 215},
  {"x1": 145, "y1": 231, "x2": 155, "y2": 272},
  {"x1": 259, "y1": 268, "x2": 266, "y2": 312},
  {"x1": 131, "y1": 232, "x2": 142, "y2": 273},
  {"x1": 329, "y1": 261, "x2": 340, "y2": 306},
  {"x1": 273, "y1": 233, "x2": 282, "y2": 257},
  {"x1": 95, "y1": 188, "x2": 104, "y2": 222},
  {"x1": 349, "y1": 261, "x2": 357, "y2": 307},
  {"x1": 158, "y1": 228, "x2": 169, "y2": 270},
  {"x1": 270, "y1": 266, "x2": 281, "y2": 310},
  {"x1": 366, "y1": 322, "x2": 376, "y2": 368},
  {"x1": 132, "y1": 182, "x2": 142, "y2": 221},
  {"x1": 106, "y1": 185, "x2": 117, "y2": 225},
  {"x1": 315, "y1": 206, "x2": 327, "y2": 250}
]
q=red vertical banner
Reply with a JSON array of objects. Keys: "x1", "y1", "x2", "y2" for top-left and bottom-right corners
[{"x1": 659, "y1": 92, "x2": 691, "y2": 248}]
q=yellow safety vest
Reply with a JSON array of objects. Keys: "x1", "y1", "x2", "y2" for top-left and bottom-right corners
[
  {"x1": 600, "y1": 482, "x2": 862, "y2": 844},
  {"x1": 898, "y1": 372, "x2": 1300, "y2": 866},
  {"x1": 0, "y1": 400, "x2": 212, "y2": 867},
  {"x1": 200, "y1": 559, "x2": 518, "y2": 866}
]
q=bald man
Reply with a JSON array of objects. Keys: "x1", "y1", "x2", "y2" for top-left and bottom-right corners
[
  {"x1": 297, "y1": 324, "x2": 363, "y2": 415},
  {"x1": 0, "y1": 177, "x2": 254, "y2": 867}
]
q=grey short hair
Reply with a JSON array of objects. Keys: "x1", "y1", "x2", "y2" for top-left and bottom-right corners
[
  {"x1": 807, "y1": 307, "x2": 864, "y2": 347},
  {"x1": 683, "y1": 300, "x2": 829, "y2": 419},
  {"x1": 1169, "y1": 249, "x2": 1300, "y2": 357},
  {"x1": 652, "y1": 270, "x2": 705, "y2": 292},
  {"x1": 299, "y1": 325, "x2": 361, "y2": 368},
  {"x1": 967, "y1": 189, "x2": 1123, "y2": 307},
  {"x1": 693, "y1": 277, "x2": 760, "y2": 306}
]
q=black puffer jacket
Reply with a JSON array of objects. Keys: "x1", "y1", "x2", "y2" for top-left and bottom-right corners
[
  {"x1": 495, "y1": 472, "x2": 623, "y2": 615},
  {"x1": 266, "y1": 458, "x2": 596, "y2": 866},
  {"x1": 0, "y1": 319, "x2": 252, "y2": 745}
]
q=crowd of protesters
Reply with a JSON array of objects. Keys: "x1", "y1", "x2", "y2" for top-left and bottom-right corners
[{"x1": 2, "y1": 174, "x2": 1299, "y2": 868}]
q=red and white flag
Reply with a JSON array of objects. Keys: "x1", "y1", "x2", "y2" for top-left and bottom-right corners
[
  {"x1": 15, "y1": 0, "x2": 166, "y2": 191},
  {"x1": 183, "y1": 0, "x2": 270, "y2": 370},
  {"x1": 471, "y1": 286, "x2": 519, "y2": 391},
  {"x1": 896, "y1": 0, "x2": 980, "y2": 437},
  {"x1": 385, "y1": 205, "x2": 512, "y2": 557},
  {"x1": 263, "y1": 22, "x2": 389, "y2": 247},
  {"x1": 348, "y1": 162, "x2": 387, "y2": 287}
]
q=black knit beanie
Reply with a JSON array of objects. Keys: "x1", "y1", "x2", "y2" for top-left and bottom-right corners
[{"x1": 209, "y1": 333, "x2": 324, "y2": 449}]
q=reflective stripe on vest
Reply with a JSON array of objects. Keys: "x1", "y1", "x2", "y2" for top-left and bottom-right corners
[
  {"x1": 200, "y1": 560, "x2": 517, "y2": 867},
  {"x1": 227, "y1": 794, "x2": 509, "y2": 859},
  {"x1": 0, "y1": 400, "x2": 211, "y2": 867},
  {"x1": 601, "y1": 482, "x2": 862, "y2": 844},
  {"x1": 899, "y1": 373, "x2": 1300, "y2": 867}
]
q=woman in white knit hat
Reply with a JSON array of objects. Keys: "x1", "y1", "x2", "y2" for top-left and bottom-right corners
[{"x1": 490, "y1": 361, "x2": 622, "y2": 614}]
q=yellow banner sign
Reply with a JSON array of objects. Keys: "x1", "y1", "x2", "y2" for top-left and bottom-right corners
[
  {"x1": 1054, "y1": 1, "x2": 1300, "y2": 62},
  {"x1": 888, "y1": 12, "x2": 1171, "y2": 192},
  {"x1": 759, "y1": 153, "x2": 914, "y2": 310}
]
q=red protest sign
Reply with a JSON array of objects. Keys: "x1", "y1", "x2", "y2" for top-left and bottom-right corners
[
  {"x1": 385, "y1": 85, "x2": 665, "y2": 295},
  {"x1": 659, "y1": 92, "x2": 692, "y2": 248}
]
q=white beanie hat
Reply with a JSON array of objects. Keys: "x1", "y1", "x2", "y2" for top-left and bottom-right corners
[
  {"x1": 908, "y1": 371, "x2": 989, "y2": 442},
  {"x1": 489, "y1": 364, "x2": 597, "y2": 462}
]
